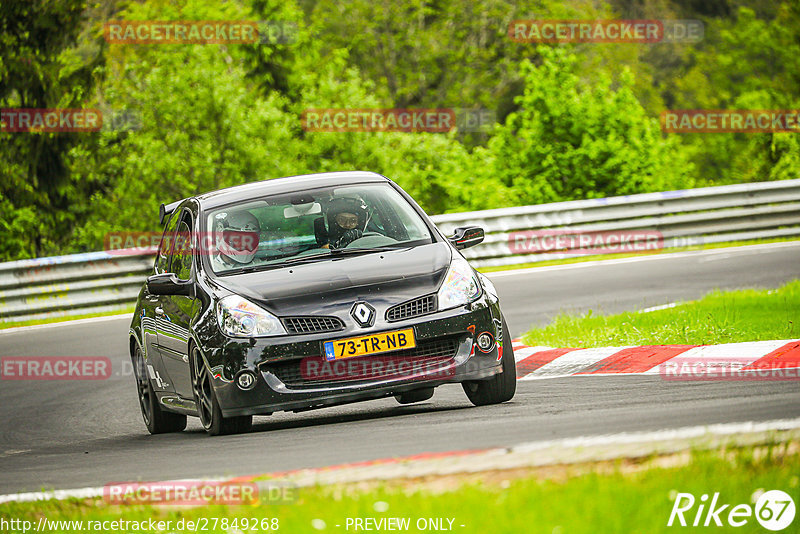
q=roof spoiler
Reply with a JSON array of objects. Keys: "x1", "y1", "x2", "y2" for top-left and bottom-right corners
[{"x1": 159, "y1": 200, "x2": 183, "y2": 225}]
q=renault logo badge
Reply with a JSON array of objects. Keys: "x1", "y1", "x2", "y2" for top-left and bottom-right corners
[{"x1": 350, "y1": 301, "x2": 375, "y2": 327}]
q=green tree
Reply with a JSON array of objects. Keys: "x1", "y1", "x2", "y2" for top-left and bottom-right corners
[
  {"x1": 670, "y1": 5, "x2": 800, "y2": 184},
  {"x1": 69, "y1": 0, "x2": 301, "y2": 249},
  {"x1": 0, "y1": 0, "x2": 105, "y2": 259},
  {"x1": 487, "y1": 47, "x2": 693, "y2": 205}
]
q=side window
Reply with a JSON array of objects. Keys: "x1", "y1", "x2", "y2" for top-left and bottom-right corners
[
  {"x1": 170, "y1": 219, "x2": 193, "y2": 281},
  {"x1": 155, "y1": 212, "x2": 180, "y2": 274}
]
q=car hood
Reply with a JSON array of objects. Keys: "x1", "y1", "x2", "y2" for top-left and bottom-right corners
[{"x1": 212, "y1": 243, "x2": 452, "y2": 316}]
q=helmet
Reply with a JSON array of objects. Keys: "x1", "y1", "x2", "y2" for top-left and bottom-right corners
[
  {"x1": 214, "y1": 210, "x2": 260, "y2": 264},
  {"x1": 326, "y1": 197, "x2": 368, "y2": 248}
]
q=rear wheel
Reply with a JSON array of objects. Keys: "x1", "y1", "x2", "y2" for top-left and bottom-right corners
[
  {"x1": 462, "y1": 317, "x2": 516, "y2": 406},
  {"x1": 395, "y1": 387, "x2": 434, "y2": 404},
  {"x1": 133, "y1": 345, "x2": 186, "y2": 434},
  {"x1": 190, "y1": 346, "x2": 252, "y2": 436}
]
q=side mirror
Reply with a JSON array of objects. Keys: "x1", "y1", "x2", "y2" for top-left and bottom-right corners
[
  {"x1": 448, "y1": 226, "x2": 484, "y2": 250},
  {"x1": 146, "y1": 273, "x2": 193, "y2": 296}
]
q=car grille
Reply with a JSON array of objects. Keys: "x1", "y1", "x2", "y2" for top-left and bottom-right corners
[
  {"x1": 262, "y1": 336, "x2": 460, "y2": 389},
  {"x1": 282, "y1": 316, "x2": 345, "y2": 335},
  {"x1": 385, "y1": 295, "x2": 436, "y2": 322}
]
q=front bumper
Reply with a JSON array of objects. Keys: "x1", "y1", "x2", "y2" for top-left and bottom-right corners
[{"x1": 200, "y1": 298, "x2": 504, "y2": 417}]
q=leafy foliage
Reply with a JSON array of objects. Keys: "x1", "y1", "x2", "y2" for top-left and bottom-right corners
[
  {"x1": 0, "y1": 0, "x2": 797, "y2": 260},
  {"x1": 0, "y1": 0, "x2": 105, "y2": 258},
  {"x1": 487, "y1": 47, "x2": 694, "y2": 205}
]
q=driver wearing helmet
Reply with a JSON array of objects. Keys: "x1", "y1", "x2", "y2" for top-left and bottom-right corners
[
  {"x1": 325, "y1": 197, "x2": 368, "y2": 249},
  {"x1": 212, "y1": 210, "x2": 260, "y2": 269}
]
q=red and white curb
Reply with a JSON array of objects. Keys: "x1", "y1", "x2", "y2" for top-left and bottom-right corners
[{"x1": 511, "y1": 339, "x2": 800, "y2": 380}]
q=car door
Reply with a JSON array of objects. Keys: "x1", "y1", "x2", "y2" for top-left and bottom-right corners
[{"x1": 156, "y1": 211, "x2": 199, "y2": 399}]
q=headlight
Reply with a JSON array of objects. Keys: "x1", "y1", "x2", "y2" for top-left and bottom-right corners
[
  {"x1": 437, "y1": 257, "x2": 481, "y2": 311},
  {"x1": 216, "y1": 295, "x2": 287, "y2": 337}
]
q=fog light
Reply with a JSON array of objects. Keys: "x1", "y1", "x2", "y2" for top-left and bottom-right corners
[
  {"x1": 236, "y1": 370, "x2": 257, "y2": 390},
  {"x1": 477, "y1": 332, "x2": 494, "y2": 352}
]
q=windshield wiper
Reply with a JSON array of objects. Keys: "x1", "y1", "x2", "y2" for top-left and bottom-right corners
[
  {"x1": 329, "y1": 245, "x2": 410, "y2": 256},
  {"x1": 217, "y1": 253, "x2": 335, "y2": 275},
  {"x1": 280, "y1": 252, "x2": 336, "y2": 264},
  {"x1": 218, "y1": 247, "x2": 411, "y2": 275},
  {"x1": 216, "y1": 264, "x2": 272, "y2": 276}
]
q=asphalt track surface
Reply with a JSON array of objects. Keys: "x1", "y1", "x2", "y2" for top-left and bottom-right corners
[{"x1": 0, "y1": 243, "x2": 798, "y2": 494}]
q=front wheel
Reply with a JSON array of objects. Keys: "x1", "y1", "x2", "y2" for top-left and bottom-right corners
[
  {"x1": 133, "y1": 345, "x2": 186, "y2": 434},
  {"x1": 190, "y1": 346, "x2": 252, "y2": 436},
  {"x1": 462, "y1": 317, "x2": 516, "y2": 406}
]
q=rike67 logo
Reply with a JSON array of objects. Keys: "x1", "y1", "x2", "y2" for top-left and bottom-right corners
[{"x1": 668, "y1": 490, "x2": 796, "y2": 530}]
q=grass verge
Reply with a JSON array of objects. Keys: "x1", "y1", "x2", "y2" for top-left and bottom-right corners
[
  {"x1": 522, "y1": 280, "x2": 799, "y2": 347},
  {"x1": 1, "y1": 442, "x2": 797, "y2": 533}
]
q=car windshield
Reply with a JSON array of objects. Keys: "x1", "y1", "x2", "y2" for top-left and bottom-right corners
[{"x1": 205, "y1": 183, "x2": 433, "y2": 274}]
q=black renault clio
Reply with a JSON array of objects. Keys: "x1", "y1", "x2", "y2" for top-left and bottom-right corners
[{"x1": 129, "y1": 171, "x2": 516, "y2": 435}]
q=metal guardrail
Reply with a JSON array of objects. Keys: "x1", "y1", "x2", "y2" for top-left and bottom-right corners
[
  {"x1": 433, "y1": 178, "x2": 800, "y2": 267},
  {"x1": 1, "y1": 179, "x2": 799, "y2": 323},
  {"x1": 0, "y1": 251, "x2": 154, "y2": 323}
]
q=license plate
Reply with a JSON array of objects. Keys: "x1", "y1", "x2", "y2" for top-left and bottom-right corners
[{"x1": 323, "y1": 329, "x2": 416, "y2": 361}]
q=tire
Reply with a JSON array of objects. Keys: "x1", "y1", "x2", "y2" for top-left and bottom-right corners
[
  {"x1": 190, "y1": 346, "x2": 252, "y2": 436},
  {"x1": 133, "y1": 345, "x2": 187, "y2": 434},
  {"x1": 395, "y1": 387, "x2": 434, "y2": 404},
  {"x1": 462, "y1": 316, "x2": 516, "y2": 406}
]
